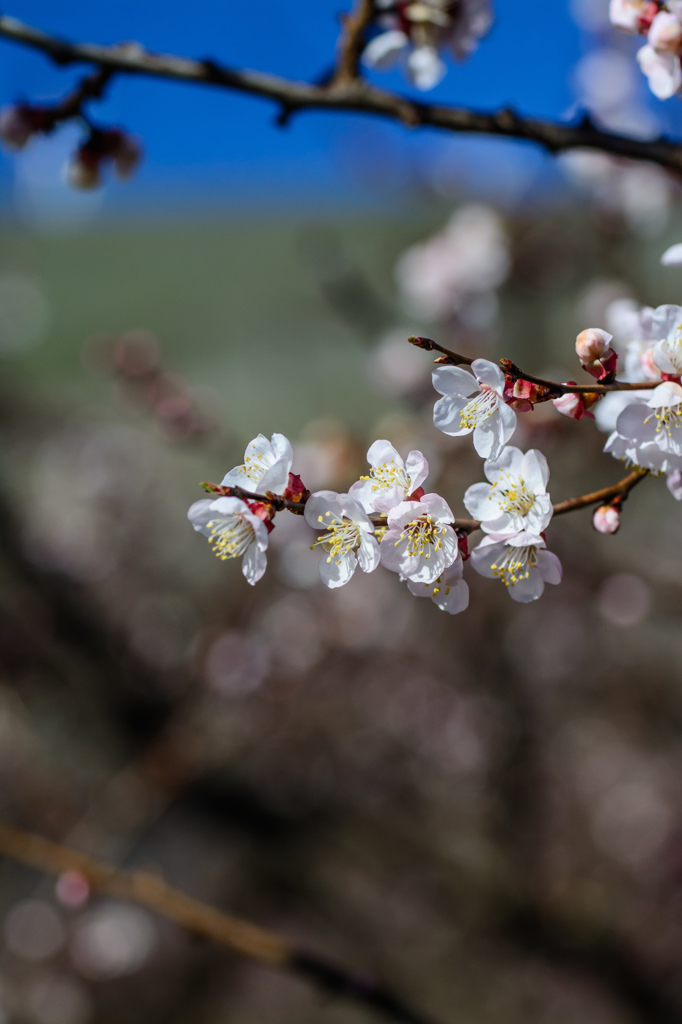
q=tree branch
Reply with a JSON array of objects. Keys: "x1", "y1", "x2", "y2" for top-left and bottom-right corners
[
  {"x1": 335, "y1": 0, "x2": 376, "y2": 85},
  {"x1": 408, "y1": 337, "x2": 662, "y2": 396},
  {"x1": 1, "y1": 14, "x2": 682, "y2": 174},
  {"x1": 552, "y1": 467, "x2": 647, "y2": 516},
  {"x1": 0, "y1": 821, "x2": 439, "y2": 1024}
]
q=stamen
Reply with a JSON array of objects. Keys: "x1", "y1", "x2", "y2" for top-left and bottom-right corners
[
  {"x1": 366, "y1": 459, "x2": 411, "y2": 495},
  {"x1": 490, "y1": 544, "x2": 538, "y2": 587},
  {"x1": 459, "y1": 385, "x2": 498, "y2": 431},
  {"x1": 312, "y1": 513, "x2": 362, "y2": 565},
  {"x1": 207, "y1": 514, "x2": 255, "y2": 561},
  {"x1": 400, "y1": 514, "x2": 443, "y2": 558},
  {"x1": 489, "y1": 472, "x2": 535, "y2": 516}
]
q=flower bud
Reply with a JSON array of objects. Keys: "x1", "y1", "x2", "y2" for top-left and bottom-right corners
[
  {"x1": 648, "y1": 11, "x2": 682, "y2": 52},
  {"x1": 0, "y1": 104, "x2": 36, "y2": 150},
  {"x1": 576, "y1": 328, "x2": 612, "y2": 363},
  {"x1": 107, "y1": 130, "x2": 143, "y2": 180},
  {"x1": 593, "y1": 505, "x2": 620, "y2": 534},
  {"x1": 65, "y1": 149, "x2": 102, "y2": 190},
  {"x1": 552, "y1": 384, "x2": 599, "y2": 420}
]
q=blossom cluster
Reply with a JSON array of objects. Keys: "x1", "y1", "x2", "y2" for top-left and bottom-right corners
[
  {"x1": 0, "y1": 103, "x2": 142, "y2": 190},
  {"x1": 610, "y1": 0, "x2": 682, "y2": 99},
  {"x1": 361, "y1": 0, "x2": 493, "y2": 90}
]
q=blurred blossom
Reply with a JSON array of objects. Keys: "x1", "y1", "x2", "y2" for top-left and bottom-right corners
[
  {"x1": 295, "y1": 420, "x2": 357, "y2": 490},
  {"x1": 570, "y1": 0, "x2": 610, "y2": 31},
  {"x1": 592, "y1": 781, "x2": 672, "y2": 866},
  {"x1": 55, "y1": 872, "x2": 90, "y2": 909},
  {"x1": 597, "y1": 572, "x2": 651, "y2": 625},
  {"x1": 71, "y1": 904, "x2": 156, "y2": 979},
  {"x1": 4, "y1": 901, "x2": 64, "y2": 961},
  {"x1": 0, "y1": 274, "x2": 50, "y2": 353},
  {"x1": 395, "y1": 204, "x2": 510, "y2": 322},
  {"x1": 13, "y1": 124, "x2": 102, "y2": 232},
  {"x1": 23, "y1": 973, "x2": 92, "y2": 1024},
  {"x1": 572, "y1": 47, "x2": 658, "y2": 137},
  {"x1": 577, "y1": 280, "x2": 634, "y2": 332},
  {"x1": 256, "y1": 596, "x2": 324, "y2": 675},
  {"x1": 271, "y1": 514, "x2": 322, "y2": 588},
  {"x1": 368, "y1": 328, "x2": 432, "y2": 397},
  {"x1": 560, "y1": 151, "x2": 673, "y2": 235},
  {"x1": 322, "y1": 568, "x2": 414, "y2": 652},
  {"x1": 203, "y1": 630, "x2": 270, "y2": 694}
]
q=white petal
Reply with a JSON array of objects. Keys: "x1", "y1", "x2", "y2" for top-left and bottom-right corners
[
  {"x1": 463, "y1": 482, "x2": 496, "y2": 520},
  {"x1": 304, "y1": 490, "x2": 344, "y2": 528},
  {"x1": 522, "y1": 449, "x2": 550, "y2": 492},
  {"x1": 319, "y1": 550, "x2": 357, "y2": 588},
  {"x1": 405, "y1": 449, "x2": 429, "y2": 491},
  {"x1": 357, "y1": 535, "x2": 381, "y2": 573},
  {"x1": 188, "y1": 499, "x2": 216, "y2": 530},
  {"x1": 366, "y1": 438, "x2": 402, "y2": 469},
  {"x1": 432, "y1": 365, "x2": 477, "y2": 398},
  {"x1": 242, "y1": 542, "x2": 267, "y2": 585},
  {"x1": 419, "y1": 492, "x2": 454, "y2": 523},
  {"x1": 362, "y1": 29, "x2": 409, "y2": 70},
  {"x1": 380, "y1": 531, "x2": 419, "y2": 577},
  {"x1": 407, "y1": 46, "x2": 446, "y2": 91},
  {"x1": 435, "y1": 579, "x2": 469, "y2": 614},
  {"x1": 661, "y1": 243, "x2": 682, "y2": 267},
  {"x1": 472, "y1": 357, "x2": 505, "y2": 393},
  {"x1": 387, "y1": 500, "x2": 424, "y2": 530},
  {"x1": 637, "y1": 44, "x2": 682, "y2": 99},
  {"x1": 469, "y1": 538, "x2": 505, "y2": 578},
  {"x1": 507, "y1": 569, "x2": 545, "y2": 603},
  {"x1": 485, "y1": 445, "x2": 523, "y2": 483},
  {"x1": 536, "y1": 550, "x2": 562, "y2": 585},
  {"x1": 433, "y1": 394, "x2": 470, "y2": 436},
  {"x1": 348, "y1": 478, "x2": 380, "y2": 513}
]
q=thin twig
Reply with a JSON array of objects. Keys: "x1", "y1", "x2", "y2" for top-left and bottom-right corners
[
  {"x1": 552, "y1": 467, "x2": 647, "y2": 516},
  {"x1": 1, "y1": 14, "x2": 682, "y2": 173},
  {"x1": 335, "y1": 0, "x2": 376, "y2": 84},
  {"x1": 408, "y1": 337, "x2": 662, "y2": 395},
  {"x1": 0, "y1": 821, "x2": 439, "y2": 1024}
]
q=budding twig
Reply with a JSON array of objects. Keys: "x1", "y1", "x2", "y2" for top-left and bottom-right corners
[
  {"x1": 408, "y1": 338, "x2": 662, "y2": 395},
  {"x1": 2, "y1": 14, "x2": 682, "y2": 175},
  {"x1": 551, "y1": 468, "x2": 647, "y2": 516},
  {"x1": 0, "y1": 821, "x2": 439, "y2": 1024}
]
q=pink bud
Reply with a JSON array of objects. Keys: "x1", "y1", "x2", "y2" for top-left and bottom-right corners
[
  {"x1": 576, "y1": 328, "x2": 612, "y2": 363},
  {"x1": 648, "y1": 11, "x2": 682, "y2": 52},
  {"x1": 552, "y1": 385, "x2": 598, "y2": 420},
  {"x1": 592, "y1": 505, "x2": 620, "y2": 534}
]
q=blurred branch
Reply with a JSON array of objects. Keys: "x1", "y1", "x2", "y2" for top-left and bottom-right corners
[
  {"x1": 1, "y1": 14, "x2": 682, "y2": 175},
  {"x1": 334, "y1": 0, "x2": 376, "y2": 84},
  {"x1": 0, "y1": 821, "x2": 440, "y2": 1024}
]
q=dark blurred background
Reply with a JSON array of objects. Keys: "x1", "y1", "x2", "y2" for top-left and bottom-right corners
[{"x1": 1, "y1": 3, "x2": 682, "y2": 1024}]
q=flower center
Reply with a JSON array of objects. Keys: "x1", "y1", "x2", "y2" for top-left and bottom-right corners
[
  {"x1": 459, "y1": 385, "x2": 498, "y2": 431},
  {"x1": 490, "y1": 473, "x2": 535, "y2": 516},
  {"x1": 360, "y1": 459, "x2": 411, "y2": 494},
  {"x1": 237, "y1": 451, "x2": 269, "y2": 484},
  {"x1": 312, "y1": 512, "x2": 362, "y2": 564},
  {"x1": 490, "y1": 544, "x2": 538, "y2": 587},
  {"x1": 206, "y1": 514, "x2": 255, "y2": 561},
  {"x1": 645, "y1": 401, "x2": 682, "y2": 439},
  {"x1": 396, "y1": 514, "x2": 447, "y2": 559}
]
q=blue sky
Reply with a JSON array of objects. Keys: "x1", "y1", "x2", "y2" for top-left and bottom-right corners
[{"x1": 0, "y1": 2, "x2": 673, "y2": 212}]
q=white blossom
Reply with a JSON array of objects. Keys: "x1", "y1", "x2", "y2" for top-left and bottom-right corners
[
  {"x1": 615, "y1": 380, "x2": 682, "y2": 459},
  {"x1": 609, "y1": 0, "x2": 654, "y2": 33},
  {"x1": 221, "y1": 433, "x2": 293, "y2": 495},
  {"x1": 470, "y1": 533, "x2": 562, "y2": 603},
  {"x1": 188, "y1": 496, "x2": 270, "y2": 585},
  {"x1": 305, "y1": 491, "x2": 380, "y2": 589},
  {"x1": 651, "y1": 305, "x2": 682, "y2": 376},
  {"x1": 637, "y1": 43, "x2": 682, "y2": 99},
  {"x1": 349, "y1": 439, "x2": 428, "y2": 514},
  {"x1": 464, "y1": 446, "x2": 552, "y2": 537},
  {"x1": 406, "y1": 559, "x2": 469, "y2": 614},
  {"x1": 661, "y1": 242, "x2": 682, "y2": 266},
  {"x1": 362, "y1": 0, "x2": 493, "y2": 90},
  {"x1": 380, "y1": 493, "x2": 458, "y2": 584},
  {"x1": 432, "y1": 358, "x2": 516, "y2": 460}
]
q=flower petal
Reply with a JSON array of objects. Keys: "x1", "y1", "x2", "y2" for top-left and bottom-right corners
[
  {"x1": 432, "y1": 365, "x2": 477, "y2": 398},
  {"x1": 357, "y1": 535, "x2": 381, "y2": 573},
  {"x1": 242, "y1": 541, "x2": 267, "y2": 585},
  {"x1": 366, "y1": 439, "x2": 402, "y2": 469},
  {"x1": 405, "y1": 449, "x2": 429, "y2": 491},
  {"x1": 536, "y1": 550, "x2": 562, "y2": 585},
  {"x1": 433, "y1": 394, "x2": 470, "y2": 436},
  {"x1": 361, "y1": 29, "x2": 409, "y2": 70},
  {"x1": 507, "y1": 569, "x2": 545, "y2": 603},
  {"x1": 319, "y1": 550, "x2": 357, "y2": 588},
  {"x1": 472, "y1": 358, "x2": 505, "y2": 393}
]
